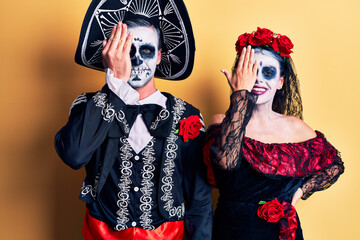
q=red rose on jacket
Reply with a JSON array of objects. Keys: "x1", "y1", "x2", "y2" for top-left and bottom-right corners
[
  {"x1": 257, "y1": 198, "x2": 285, "y2": 223},
  {"x1": 178, "y1": 115, "x2": 202, "y2": 142},
  {"x1": 277, "y1": 35, "x2": 294, "y2": 58},
  {"x1": 248, "y1": 27, "x2": 274, "y2": 46},
  {"x1": 235, "y1": 33, "x2": 250, "y2": 55}
]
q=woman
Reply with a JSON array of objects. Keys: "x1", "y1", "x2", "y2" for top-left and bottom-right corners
[{"x1": 203, "y1": 27, "x2": 344, "y2": 240}]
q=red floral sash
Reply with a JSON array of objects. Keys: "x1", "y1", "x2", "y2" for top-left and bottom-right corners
[{"x1": 82, "y1": 209, "x2": 184, "y2": 240}]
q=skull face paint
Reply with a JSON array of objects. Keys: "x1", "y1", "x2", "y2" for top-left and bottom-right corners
[
  {"x1": 128, "y1": 26, "x2": 160, "y2": 88},
  {"x1": 251, "y1": 52, "x2": 283, "y2": 105}
]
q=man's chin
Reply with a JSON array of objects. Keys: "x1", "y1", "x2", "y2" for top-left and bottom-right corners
[{"x1": 128, "y1": 79, "x2": 150, "y2": 89}]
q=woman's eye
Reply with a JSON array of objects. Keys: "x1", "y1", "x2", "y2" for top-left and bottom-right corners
[
  {"x1": 263, "y1": 71, "x2": 273, "y2": 78},
  {"x1": 262, "y1": 67, "x2": 276, "y2": 79}
]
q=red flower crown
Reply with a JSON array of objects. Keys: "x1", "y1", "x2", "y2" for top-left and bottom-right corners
[{"x1": 235, "y1": 27, "x2": 294, "y2": 58}]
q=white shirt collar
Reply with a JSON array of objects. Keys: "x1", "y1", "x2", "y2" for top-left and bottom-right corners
[{"x1": 137, "y1": 90, "x2": 167, "y2": 109}]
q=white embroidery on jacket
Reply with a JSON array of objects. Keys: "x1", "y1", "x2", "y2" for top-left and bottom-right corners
[
  {"x1": 92, "y1": 91, "x2": 130, "y2": 133},
  {"x1": 93, "y1": 92, "x2": 116, "y2": 122},
  {"x1": 160, "y1": 96, "x2": 186, "y2": 218},
  {"x1": 150, "y1": 109, "x2": 170, "y2": 130},
  {"x1": 115, "y1": 137, "x2": 133, "y2": 230},
  {"x1": 115, "y1": 110, "x2": 130, "y2": 134},
  {"x1": 139, "y1": 139, "x2": 156, "y2": 230},
  {"x1": 80, "y1": 163, "x2": 101, "y2": 199},
  {"x1": 70, "y1": 93, "x2": 87, "y2": 115}
]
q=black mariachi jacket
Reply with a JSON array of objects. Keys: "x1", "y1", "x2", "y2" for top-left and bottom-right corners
[{"x1": 54, "y1": 85, "x2": 212, "y2": 239}]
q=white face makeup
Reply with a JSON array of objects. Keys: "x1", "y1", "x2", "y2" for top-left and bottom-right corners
[
  {"x1": 251, "y1": 52, "x2": 283, "y2": 105},
  {"x1": 128, "y1": 26, "x2": 160, "y2": 88}
]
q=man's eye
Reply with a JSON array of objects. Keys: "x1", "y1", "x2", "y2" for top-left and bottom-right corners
[
  {"x1": 140, "y1": 45, "x2": 156, "y2": 58},
  {"x1": 142, "y1": 48, "x2": 151, "y2": 54}
]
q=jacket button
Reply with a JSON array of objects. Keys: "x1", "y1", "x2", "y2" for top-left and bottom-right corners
[
  {"x1": 132, "y1": 221, "x2": 137, "y2": 227},
  {"x1": 134, "y1": 155, "x2": 140, "y2": 160},
  {"x1": 134, "y1": 187, "x2": 139, "y2": 192}
]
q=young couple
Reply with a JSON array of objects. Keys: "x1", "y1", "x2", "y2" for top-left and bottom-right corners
[{"x1": 55, "y1": 1, "x2": 344, "y2": 239}]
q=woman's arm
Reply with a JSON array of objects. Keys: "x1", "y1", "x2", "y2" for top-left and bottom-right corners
[
  {"x1": 300, "y1": 154, "x2": 344, "y2": 200},
  {"x1": 210, "y1": 46, "x2": 258, "y2": 170},
  {"x1": 210, "y1": 91, "x2": 257, "y2": 170}
]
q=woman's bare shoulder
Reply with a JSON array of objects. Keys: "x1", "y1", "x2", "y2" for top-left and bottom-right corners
[{"x1": 284, "y1": 116, "x2": 317, "y2": 140}]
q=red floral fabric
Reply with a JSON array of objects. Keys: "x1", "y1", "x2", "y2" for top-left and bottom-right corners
[
  {"x1": 242, "y1": 131, "x2": 338, "y2": 177},
  {"x1": 203, "y1": 129, "x2": 339, "y2": 186}
]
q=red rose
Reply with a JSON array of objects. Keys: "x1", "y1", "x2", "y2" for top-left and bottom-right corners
[
  {"x1": 257, "y1": 198, "x2": 285, "y2": 223},
  {"x1": 178, "y1": 115, "x2": 203, "y2": 142},
  {"x1": 277, "y1": 35, "x2": 294, "y2": 58},
  {"x1": 248, "y1": 27, "x2": 274, "y2": 46},
  {"x1": 270, "y1": 37, "x2": 280, "y2": 52},
  {"x1": 235, "y1": 33, "x2": 250, "y2": 55}
]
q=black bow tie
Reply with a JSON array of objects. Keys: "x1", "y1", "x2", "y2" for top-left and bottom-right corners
[{"x1": 124, "y1": 104, "x2": 172, "y2": 137}]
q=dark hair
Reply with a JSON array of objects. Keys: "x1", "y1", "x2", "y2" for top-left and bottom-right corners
[
  {"x1": 124, "y1": 18, "x2": 162, "y2": 49},
  {"x1": 232, "y1": 46, "x2": 303, "y2": 119}
]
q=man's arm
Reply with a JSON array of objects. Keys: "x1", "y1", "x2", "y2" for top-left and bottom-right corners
[
  {"x1": 54, "y1": 86, "x2": 125, "y2": 169},
  {"x1": 183, "y1": 113, "x2": 213, "y2": 240}
]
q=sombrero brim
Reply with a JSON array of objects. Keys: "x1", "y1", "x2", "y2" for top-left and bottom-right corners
[{"x1": 74, "y1": 0, "x2": 195, "y2": 80}]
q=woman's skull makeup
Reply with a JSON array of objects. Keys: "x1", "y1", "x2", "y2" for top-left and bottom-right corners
[
  {"x1": 128, "y1": 26, "x2": 160, "y2": 88},
  {"x1": 252, "y1": 52, "x2": 283, "y2": 105}
]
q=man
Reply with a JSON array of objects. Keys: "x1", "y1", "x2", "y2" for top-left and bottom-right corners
[{"x1": 54, "y1": 0, "x2": 212, "y2": 239}]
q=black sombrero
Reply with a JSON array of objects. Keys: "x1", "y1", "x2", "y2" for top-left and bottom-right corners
[{"x1": 75, "y1": 0, "x2": 195, "y2": 80}]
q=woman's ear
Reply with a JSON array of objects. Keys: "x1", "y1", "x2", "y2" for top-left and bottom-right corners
[{"x1": 277, "y1": 76, "x2": 284, "y2": 90}]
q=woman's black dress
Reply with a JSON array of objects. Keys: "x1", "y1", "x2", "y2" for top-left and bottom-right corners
[{"x1": 203, "y1": 90, "x2": 344, "y2": 240}]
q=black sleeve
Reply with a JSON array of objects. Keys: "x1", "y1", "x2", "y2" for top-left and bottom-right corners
[
  {"x1": 210, "y1": 90, "x2": 257, "y2": 170},
  {"x1": 54, "y1": 85, "x2": 126, "y2": 170},
  {"x1": 301, "y1": 151, "x2": 344, "y2": 200},
  {"x1": 183, "y1": 112, "x2": 213, "y2": 240}
]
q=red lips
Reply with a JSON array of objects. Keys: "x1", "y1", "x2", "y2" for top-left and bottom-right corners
[{"x1": 251, "y1": 85, "x2": 268, "y2": 95}]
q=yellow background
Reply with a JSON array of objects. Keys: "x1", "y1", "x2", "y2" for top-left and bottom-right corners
[{"x1": 0, "y1": 0, "x2": 359, "y2": 239}]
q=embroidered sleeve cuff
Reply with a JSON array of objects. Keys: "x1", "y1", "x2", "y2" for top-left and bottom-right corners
[{"x1": 105, "y1": 68, "x2": 139, "y2": 104}]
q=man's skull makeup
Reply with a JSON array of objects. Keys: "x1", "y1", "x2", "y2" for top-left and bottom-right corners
[{"x1": 128, "y1": 26, "x2": 160, "y2": 88}]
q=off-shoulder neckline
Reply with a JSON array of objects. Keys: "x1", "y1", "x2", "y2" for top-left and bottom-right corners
[{"x1": 243, "y1": 130, "x2": 323, "y2": 146}]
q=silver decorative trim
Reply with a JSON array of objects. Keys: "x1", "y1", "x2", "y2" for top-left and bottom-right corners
[
  {"x1": 80, "y1": 163, "x2": 101, "y2": 199},
  {"x1": 139, "y1": 139, "x2": 156, "y2": 230},
  {"x1": 70, "y1": 93, "x2": 87, "y2": 115},
  {"x1": 199, "y1": 113, "x2": 205, "y2": 132},
  {"x1": 93, "y1": 92, "x2": 116, "y2": 122},
  {"x1": 92, "y1": 91, "x2": 130, "y2": 133},
  {"x1": 115, "y1": 137, "x2": 134, "y2": 230},
  {"x1": 150, "y1": 109, "x2": 170, "y2": 130},
  {"x1": 115, "y1": 110, "x2": 130, "y2": 134},
  {"x1": 128, "y1": 0, "x2": 159, "y2": 18},
  {"x1": 160, "y1": 96, "x2": 186, "y2": 219}
]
